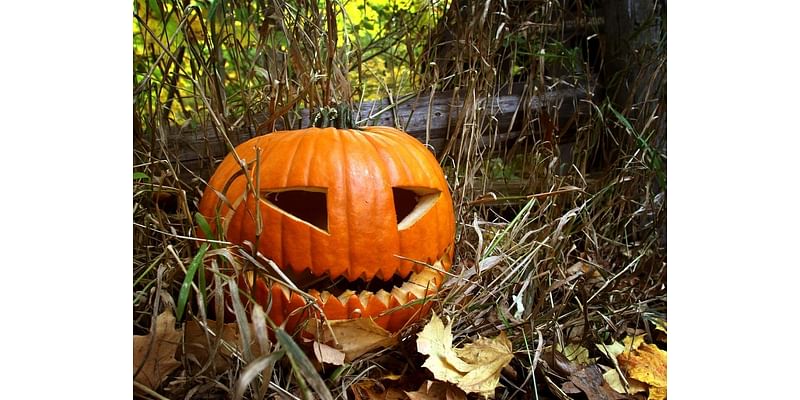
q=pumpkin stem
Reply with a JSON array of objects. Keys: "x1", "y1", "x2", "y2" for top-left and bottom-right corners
[{"x1": 312, "y1": 104, "x2": 354, "y2": 129}]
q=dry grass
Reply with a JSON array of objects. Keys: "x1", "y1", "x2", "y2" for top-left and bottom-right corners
[{"x1": 134, "y1": 0, "x2": 666, "y2": 398}]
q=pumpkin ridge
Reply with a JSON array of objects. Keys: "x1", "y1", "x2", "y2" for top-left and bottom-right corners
[
  {"x1": 274, "y1": 131, "x2": 302, "y2": 270},
  {"x1": 337, "y1": 129, "x2": 355, "y2": 280},
  {"x1": 349, "y1": 129, "x2": 401, "y2": 281}
]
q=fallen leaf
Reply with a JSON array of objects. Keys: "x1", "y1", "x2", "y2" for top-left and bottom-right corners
[
  {"x1": 596, "y1": 341, "x2": 626, "y2": 362},
  {"x1": 416, "y1": 313, "x2": 474, "y2": 383},
  {"x1": 311, "y1": 317, "x2": 398, "y2": 362},
  {"x1": 542, "y1": 373, "x2": 577, "y2": 400},
  {"x1": 182, "y1": 318, "x2": 264, "y2": 371},
  {"x1": 355, "y1": 384, "x2": 407, "y2": 400},
  {"x1": 602, "y1": 368, "x2": 647, "y2": 395},
  {"x1": 567, "y1": 364, "x2": 627, "y2": 400},
  {"x1": 600, "y1": 335, "x2": 667, "y2": 400},
  {"x1": 652, "y1": 318, "x2": 667, "y2": 334},
  {"x1": 618, "y1": 343, "x2": 667, "y2": 400},
  {"x1": 565, "y1": 261, "x2": 604, "y2": 287},
  {"x1": 406, "y1": 380, "x2": 467, "y2": 400},
  {"x1": 648, "y1": 386, "x2": 667, "y2": 400},
  {"x1": 133, "y1": 310, "x2": 182, "y2": 390},
  {"x1": 416, "y1": 313, "x2": 513, "y2": 398},
  {"x1": 353, "y1": 373, "x2": 413, "y2": 400},
  {"x1": 557, "y1": 343, "x2": 594, "y2": 365},
  {"x1": 622, "y1": 335, "x2": 646, "y2": 353},
  {"x1": 560, "y1": 381, "x2": 582, "y2": 394},
  {"x1": 651, "y1": 318, "x2": 667, "y2": 343},
  {"x1": 313, "y1": 341, "x2": 346, "y2": 366},
  {"x1": 182, "y1": 319, "x2": 240, "y2": 371},
  {"x1": 352, "y1": 376, "x2": 408, "y2": 400},
  {"x1": 454, "y1": 333, "x2": 514, "y2": 397}
]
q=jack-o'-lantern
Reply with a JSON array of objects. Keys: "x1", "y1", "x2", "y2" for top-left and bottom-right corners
[{"x1": 198, "y1": 123, "x2": 455, "y2": 334}]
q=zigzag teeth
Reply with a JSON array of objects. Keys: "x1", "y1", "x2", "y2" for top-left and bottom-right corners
[
  {"x1": 274, "y1": 260, "x2": 445, "y2": 318},
  {"x1": 338, "y1": 289, "x2": 356, "y2": 304},
  {"x1": 374, "y1": 289, "x2": 392, "y2": 307}
]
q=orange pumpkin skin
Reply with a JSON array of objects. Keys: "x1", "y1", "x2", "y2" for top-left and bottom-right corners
[{"x1": 198, "y1": 126, "x2": 455, "y2": 333}]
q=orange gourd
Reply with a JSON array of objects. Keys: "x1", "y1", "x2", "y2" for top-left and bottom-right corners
[{"x1": 198, "y1": 126, "x2": 455, "y2": 334}]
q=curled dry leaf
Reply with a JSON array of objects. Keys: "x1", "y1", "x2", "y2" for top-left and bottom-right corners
[
  {"x1": 133, "y1": 310, "x2": 182, "y2": 390},
  {"x1": 309, "y1": 317, "x2": 399, "y2": 362},
  {"x1": 313, "y1": 341, "x2": 346, "y2": 366},
  {"x1": 416, "y1": 313, "x2": 513, "y2": 398}
]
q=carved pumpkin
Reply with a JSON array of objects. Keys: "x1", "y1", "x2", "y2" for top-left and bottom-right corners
[{"x1": 198, "y1": 126, "x2": 455, "y2": 333}]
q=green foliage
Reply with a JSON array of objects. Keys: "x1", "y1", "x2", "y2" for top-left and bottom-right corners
[
  {"x1": 175, "y1": 242, "x2": 208, "y2": 320},
  {"x1": 133, "y1": 0, "x2": 445, "y2": 126}
]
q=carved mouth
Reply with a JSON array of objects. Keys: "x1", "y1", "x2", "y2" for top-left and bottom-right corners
[
  {"x1": 279, "y1": 263, "x2": 442, "y2": 309},
  {"x1": 250, "y1": 256, "x2": 448, "y2": 332}
]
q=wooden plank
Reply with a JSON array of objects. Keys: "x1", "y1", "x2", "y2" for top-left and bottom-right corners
[{"x1": 160, "y1": 82, "x2": 593, "y2": 181}]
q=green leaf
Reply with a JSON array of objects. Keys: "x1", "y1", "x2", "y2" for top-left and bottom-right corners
[
  {"x1": 194, "y1": 212, "x2": 215, "y2": 241},
  {"x1": 133, "y1": 172, "x2": 150, "y2": 181},
  {"x1": 176, "y1": 243, "x2": 209, "y2": 321}
]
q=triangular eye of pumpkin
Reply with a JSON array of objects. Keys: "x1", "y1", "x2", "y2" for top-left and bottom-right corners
[
  {"x1": 263, "y1": 189, "x2": 328, "y2": 232},
  {"x1": 393, "y1": 187, "x2": 441, "y2": 230}
]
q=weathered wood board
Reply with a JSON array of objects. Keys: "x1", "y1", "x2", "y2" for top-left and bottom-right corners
[{"x1": 157, "y1": 82, "x2": 593, "y2": 181}]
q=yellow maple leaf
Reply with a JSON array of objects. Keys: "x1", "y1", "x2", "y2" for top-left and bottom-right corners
[
  {"x1": 454, "y1": 332, "x2": 514, "y2": 397},
  {"x1": 416, "y1": 313, "x2": 514, "y2": 398},
  {"x1": 133, "y1": 310, "x2": 182, "y2": 390}
]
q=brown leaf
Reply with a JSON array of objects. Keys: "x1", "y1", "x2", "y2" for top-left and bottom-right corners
[
  {"x1": 182, "y1": 319, "x2": 239, "y2": 371},
  {"x1": 313, "y1": 341, "x2": 346, "y2": 366},
  {"x1": 561, "y1": 381, "x2": 582, "y2": 394},
  {"x1": 406, "y1": 381, "x2": 467, "y2": 400},
  {"x1": 133, "y1": 310, "x2": 182, "y2": 390},
  {"x1": 354, "y1": 381, "x2": 408, "y2": 400},
  {"x1": 568, "y1": 364, "x2": 629, "y2": 400},
  {"x1": 542, "y1": 373, "x2": 578, "y2": 400},
  {"x1": 549, "y1": 347, "x2": 580, "y2": 376},
  {"x1": 312, "y1": 317, "x2": 399, "y2": 362}
]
